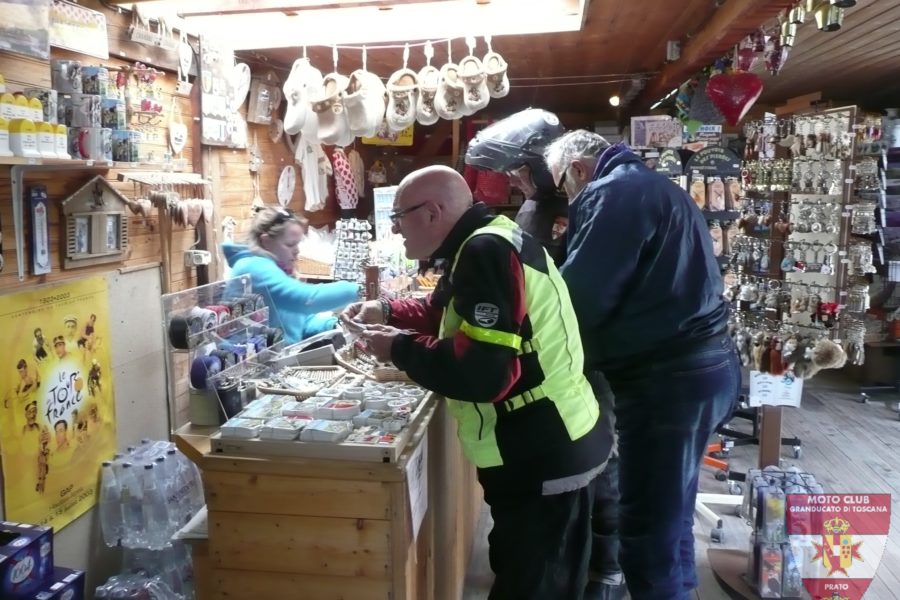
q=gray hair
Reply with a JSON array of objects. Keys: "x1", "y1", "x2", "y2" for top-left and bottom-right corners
[{"x1": 544, "y1": 130, "x2": 611, "y2": 172}]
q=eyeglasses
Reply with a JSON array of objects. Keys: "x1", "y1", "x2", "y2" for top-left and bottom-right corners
[
  {"x1": 257, "y1": 207, "x2": 298, "y2": 234},
  {"x1": 556, "y1": 167, "x2": 569, "y2": 193},
  {"x1": 388, "y1": 202, "x2": 428, "y2": 224}
]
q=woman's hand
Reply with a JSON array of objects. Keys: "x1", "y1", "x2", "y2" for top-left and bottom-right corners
[{"x1": 340, "y1": 300, "x2": 385, "y2": 325}]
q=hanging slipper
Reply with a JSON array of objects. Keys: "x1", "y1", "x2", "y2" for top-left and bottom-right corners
[
  {"x1": 385, "y1": 68, "x2": 418, "y2": 133},
  {"x1": 416, "y1": 65, "x2": 440, "y2": 126},
  {"x1": 310, "y1": 72, "x2": 350, "y2": 146},
  {"x1": 482, "y1": 51, "x2": 509, "y2": 99},
  {"x1": 434, "y1": 63, "x2": 466, "y2": 120},
  {"x1": 283, "y1": 58, "x2": 322, "y2": 136},
  {"x1": 459, "y1": 55, "x2": 490, "y2": 114},
  {"x1": 342, "y1": 69, "x2": 386, "y2": 138}
]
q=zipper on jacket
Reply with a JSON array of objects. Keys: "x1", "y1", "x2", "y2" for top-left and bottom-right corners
[{"x1": 473, "y1": 403, "x2": 485, "y2": 440}]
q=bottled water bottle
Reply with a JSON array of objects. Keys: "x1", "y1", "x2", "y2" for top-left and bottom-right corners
[
  {"x1": 99, "y1": 461, "x2": 123, "y2": 547},
  {"x1": 141, "y1": 464, "x2": 171, "y2": 550},
  {"x1": 118, "y1": 463, "x2": 146, "y2": 548}
]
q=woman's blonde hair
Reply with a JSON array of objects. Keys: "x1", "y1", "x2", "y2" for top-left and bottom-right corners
[{"x1": 249, "y1": 207, "x2": 308, "y2": 250}]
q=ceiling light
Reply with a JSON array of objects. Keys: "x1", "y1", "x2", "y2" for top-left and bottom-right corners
[{"x1": 609, "y1": 95, "x2": 620, "y2": 107}]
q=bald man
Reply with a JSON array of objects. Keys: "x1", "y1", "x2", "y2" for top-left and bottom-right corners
[{"x1": 346, "y1": 166, "x2": 612, "y2": 599}]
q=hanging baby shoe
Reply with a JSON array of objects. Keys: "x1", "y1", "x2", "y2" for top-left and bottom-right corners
[
  {"x1": 459, "y1": 55, "x2": 490, "y2": 114},
  {"x1": 482, "y1": 51, "x2": 509, "y2": 99},
  {"x1": 283, "y1": 58, "x2": 322, "y2": 135},
  {"x1": 385, "y1": 68, "x2": 418, "y2": 133},
  {"x1": 416, "y1": 65, "x2": 440, "y2": 126},
  {"x1": 434, "y1": 63, "x2": 466, "y2": 120},
  {"x1": 310, "y1": 72, "x2": 350, "y2": 146},
  {"x1": 342, "y1": 69, "x2": 386, "y2": 138}
]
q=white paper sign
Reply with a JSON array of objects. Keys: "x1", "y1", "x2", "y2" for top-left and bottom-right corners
[
  {"x1": 748, "y1": 370, "x2": 804, "y2": 408},
  {"x1": 405, "y1": 432, "x2": 428, "y2": 542}
]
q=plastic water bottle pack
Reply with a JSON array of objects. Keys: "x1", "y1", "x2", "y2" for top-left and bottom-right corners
[
  {"x1": 99, "y1": 439, "x2": 205, "y2": 551},
  {"x1": 94, "y1": 572, "x2": 182, "y2": 600}
]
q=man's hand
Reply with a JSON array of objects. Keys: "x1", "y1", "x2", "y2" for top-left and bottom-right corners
[
  {"x1": 361, "y1": 324, "x2": 405, "y2": 363},
  {"x1": 340, "y1": 300, "x2": 385, "y2": 325}
]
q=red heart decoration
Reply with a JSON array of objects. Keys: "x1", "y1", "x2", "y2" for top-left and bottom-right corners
[{"x1": 706, "y1": 72, "x2": 764, "y2": 126}]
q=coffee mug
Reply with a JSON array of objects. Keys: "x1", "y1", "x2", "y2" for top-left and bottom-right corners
[
  {"x1": 69, "y1": 94, "x2": 101, "y2": 128},
  {"x1": 101, "y1": 98, "x2": 125, "y2": 130},
  {"x1": 69, "y1": 127, "x2": 108, "y2": 160},
  {"x1": 24, "y1": 88, "x2": 58, "y2": 125},
  {"x1": 51, "y1": 60, "x2": 82, "y2": 94},
  {"x1": 81, "y1": 66, "x2": 109, "y2": 97}
]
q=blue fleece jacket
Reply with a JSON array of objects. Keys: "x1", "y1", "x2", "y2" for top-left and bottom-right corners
[
  {"x1": 222, "y1": 243, "x2": 359, "y2": 343},
  {"x1": 560, "y1": 144, "x2": 729, "y2": 372}
]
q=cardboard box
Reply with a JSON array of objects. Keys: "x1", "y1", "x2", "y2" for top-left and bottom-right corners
[
  {"x1": 0, "y1": 521, "x2": 54, "y2": 598},
  {"x1": 31, "y1": 567, "x2": 85, "y2": 600}
]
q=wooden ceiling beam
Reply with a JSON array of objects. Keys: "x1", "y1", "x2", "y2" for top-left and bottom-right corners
[
  {"x1": 632, "y1": 0, "x2": 794, "y2": 113},
  {"x1": 178, "y1": 0, "x2": 451, "y2": 17}
]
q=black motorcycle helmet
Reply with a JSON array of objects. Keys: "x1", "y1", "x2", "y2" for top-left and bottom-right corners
[{"x1": 465, "y1": 108, "x2": 564, "y2": 193}]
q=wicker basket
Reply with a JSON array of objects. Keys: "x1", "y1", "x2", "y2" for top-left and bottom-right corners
[
  {"x1": 335, "y1": 343, "x2": 412, "y2": 382},
  {"x1": 255, "y1": 365, "x2": 347, "y2": 398},
  {"x1": 296, "y1": 256, "x2": 333, "y2": 278}
]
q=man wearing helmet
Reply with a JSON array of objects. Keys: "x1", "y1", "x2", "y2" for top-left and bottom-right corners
[
  {"x1": 466, "y1": 109, "x2": 625, "y2": 600},
  {"x1": 465, "y1": 108, "x2": 570, "y2": 266}
]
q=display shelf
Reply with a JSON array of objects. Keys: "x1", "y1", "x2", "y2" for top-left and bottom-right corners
[
  {"x1": 167, "y1": 307, "x2": 270, "y2": 353},
  {"x1": 0, "y1": 157, "x2": 189, "y2": 169},
  {"x1": 161, "y1": 276, "x2": 282, "y2": 434},
  {"x1": 208, "y1": 392, "x2": 437, "y2": 464}
]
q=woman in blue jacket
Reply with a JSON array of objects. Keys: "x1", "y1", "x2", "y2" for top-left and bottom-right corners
[{"x1": 223, "y1": 207, "x2": 359, "y2": 343}]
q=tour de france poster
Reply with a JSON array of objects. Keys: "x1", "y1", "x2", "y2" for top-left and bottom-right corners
[{"x1": 0, "y1": 276, "x2": 117, "y2": 530}]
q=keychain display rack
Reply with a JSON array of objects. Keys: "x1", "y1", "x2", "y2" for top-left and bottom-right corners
[{"x1": 727, "y1": 106, "x2": 874, "y2": 369}]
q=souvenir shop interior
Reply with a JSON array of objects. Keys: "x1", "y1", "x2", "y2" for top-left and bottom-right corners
[{"x1": 0, "y1": 0, "x2": 898, "y2": 598}]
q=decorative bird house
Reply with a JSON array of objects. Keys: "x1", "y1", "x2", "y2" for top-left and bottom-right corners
[{"x1": 61, "y1": 176, "x2": 130, "y2": 269}]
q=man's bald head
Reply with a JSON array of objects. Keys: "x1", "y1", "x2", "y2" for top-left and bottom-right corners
[
  {"x1": 396, "y1": 165, "x2": 473, "y2": 217},
  {"x1": 391, "y1": 165, "x2": 475, "y2": 260}
]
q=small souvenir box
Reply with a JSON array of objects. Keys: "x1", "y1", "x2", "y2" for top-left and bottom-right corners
[
  {"x1": 0, "y1": 521, "x2": 54, "y2": 599},
  {"x1": 259, "y1": 416, "x2": 311, "y2": 441},
  {"x1": 220, "y1": 417, "x2": 264, "y2": 439},
  {"x1": 299, "y1": 419, "x2": 353, "y2": 443},
  {"x1": 29, "y1": 567, "x2": 84, "y2": 600}
]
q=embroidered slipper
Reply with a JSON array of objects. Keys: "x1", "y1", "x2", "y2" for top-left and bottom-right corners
[
  {"x1": 385, "y1": 68, "x2": 418, "y2": 133},
  {"x1": 283, "y1": 58, "x2": 322, "y2": 136},
  {"x1": 310, "y1": 72, "x2": 349, "y2": 146},
  {"x1": 434, "y1": 63, "x2": 466, "y2": 120},
  {"x1": 482, "y1": 51, "x2": 509, "y2": 99},
  {"x1": 416, "y1": 65, "x2": 440, "y2": 126},
  {"x1": 342, "y1": 69, "x2": 386, "y2": 138},
  {"x1": 459, "y1": 55, "x2": 490, "y2": 113}
]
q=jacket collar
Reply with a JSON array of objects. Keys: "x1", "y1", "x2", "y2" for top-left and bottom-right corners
[
  {"x1": 590, "y1": 142, "x2": 633, "y2": 181},
  {"x1": 432, "y1": 203, "x2": 495, "y2": 261}
]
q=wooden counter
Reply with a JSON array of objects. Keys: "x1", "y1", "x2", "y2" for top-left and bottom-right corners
[{"x1": 175, "y1": 397, "x2": 482, "y2": 600}]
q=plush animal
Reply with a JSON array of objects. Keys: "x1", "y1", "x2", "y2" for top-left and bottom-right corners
[
  {"x1": 759, "y1": 334, "x2": 772, "y2": 373},
  {"x1": 792, "y1": 339, "x2": 847, "y2": 379},
  {"x1": 751, "y1": 332, "x2": 766, "y2": 371}
]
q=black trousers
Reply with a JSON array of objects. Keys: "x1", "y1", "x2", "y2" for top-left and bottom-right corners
[
  {"x1": 586, "y1": 371, "x2": 622, "y2": 580},
  {"x1": 487, "y1": 484, "x2": 594, "y2": 600}
]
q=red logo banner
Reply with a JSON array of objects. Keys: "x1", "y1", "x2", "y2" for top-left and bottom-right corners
[{"x1": 786, "y1": 494, "x2": 891, "y2": 600}]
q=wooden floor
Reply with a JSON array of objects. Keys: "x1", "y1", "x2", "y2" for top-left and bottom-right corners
[{"x1": 462, "y1": 372, "x2": 900, "y2": 600}]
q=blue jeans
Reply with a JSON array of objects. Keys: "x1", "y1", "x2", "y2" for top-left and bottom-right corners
[{"x1": 606, "y1": 336, "x2": 740, "y2": 600}]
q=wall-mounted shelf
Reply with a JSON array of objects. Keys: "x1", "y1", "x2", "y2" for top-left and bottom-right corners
[
  {"x1": 0, "y1": 157, "x2": 187, "y2": 170},
  {"x1": 4, "y1": 159, "x2": 204, "y2": 282},
  {"x1": 118, "y1": 171, "x2": 209, "y2": 186}
]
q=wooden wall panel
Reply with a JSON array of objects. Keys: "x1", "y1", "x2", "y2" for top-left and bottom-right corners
[{"x1": 0, "y1": 2, "x2": 203, "y2": 295}]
